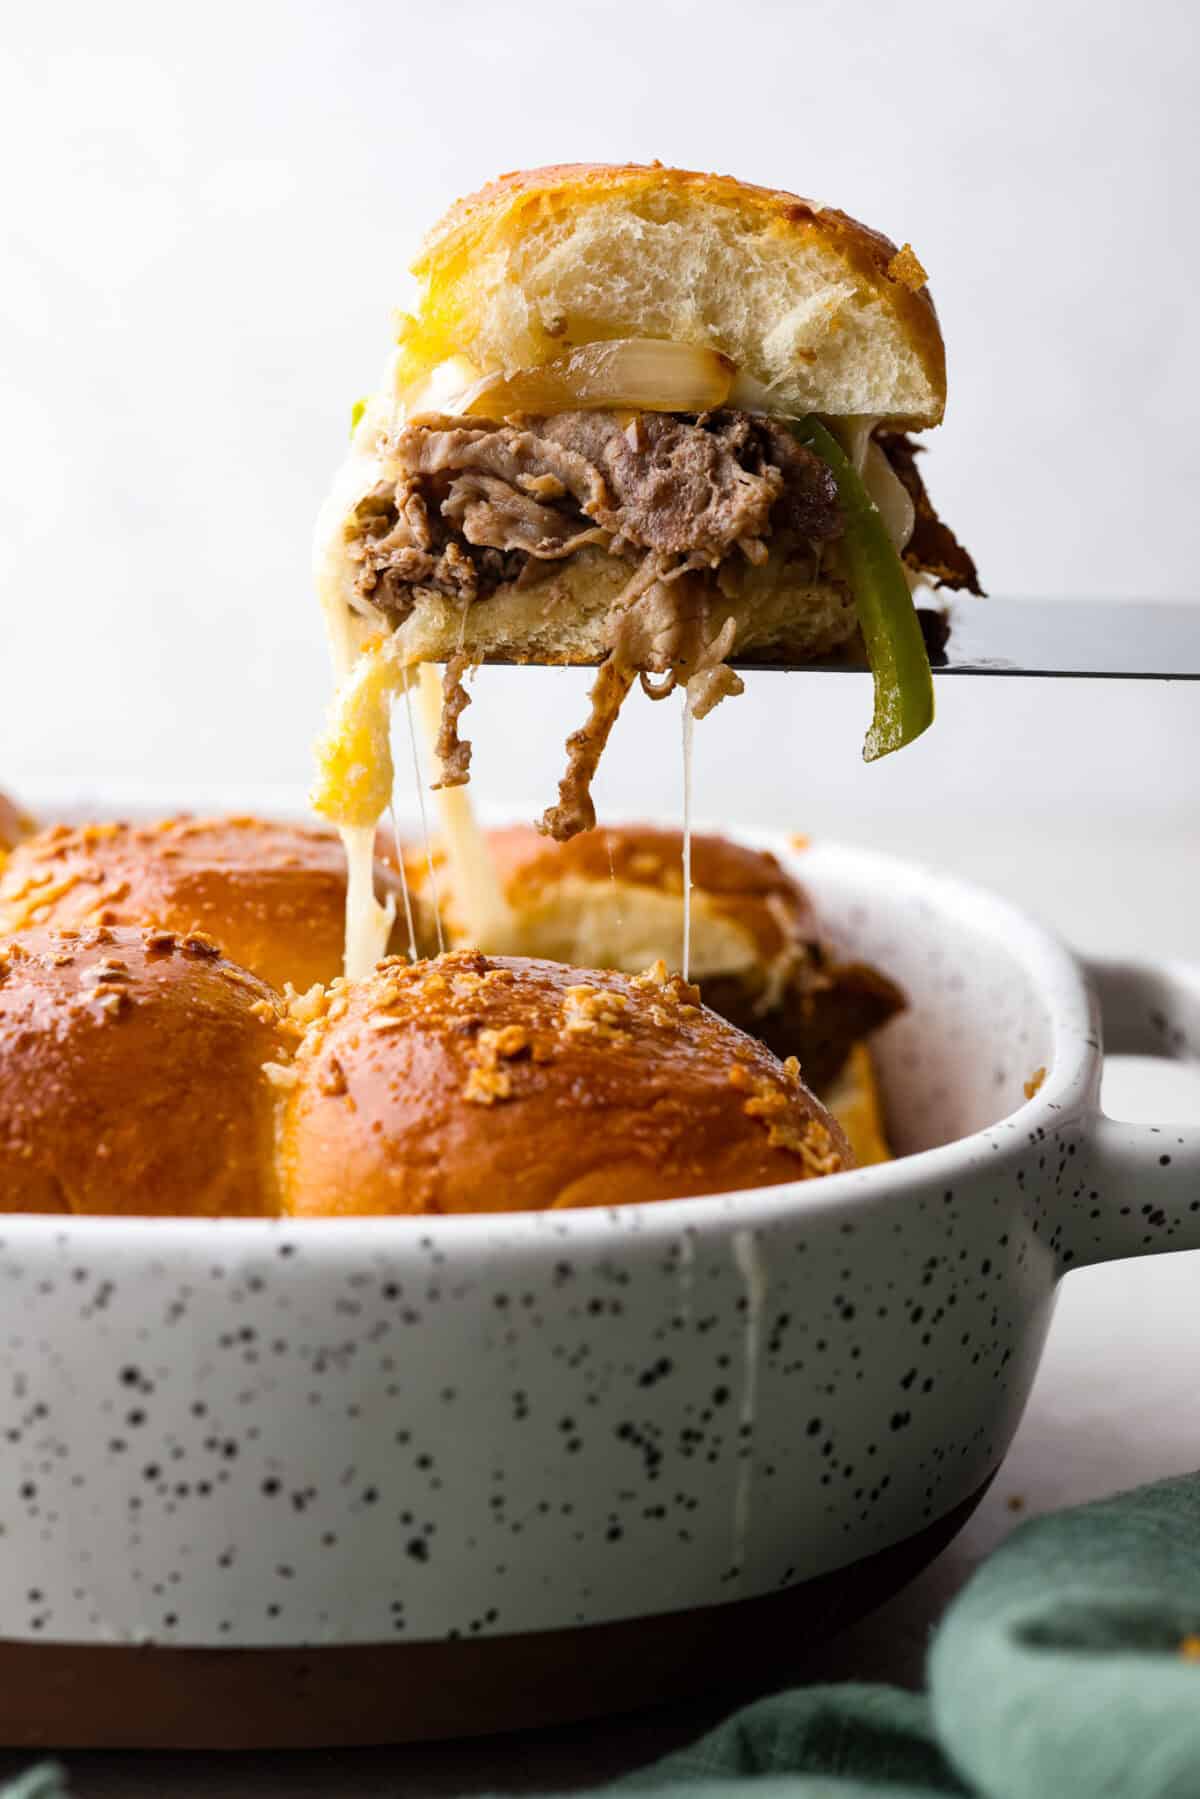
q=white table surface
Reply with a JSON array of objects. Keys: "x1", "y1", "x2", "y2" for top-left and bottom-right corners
[{"x1": 0, "y1": 811, "x2": 1195, "y2": 1795}]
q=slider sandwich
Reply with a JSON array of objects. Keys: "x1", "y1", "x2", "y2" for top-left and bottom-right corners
[
  {"x1": 0, "y1": 927, "x2": 289, "y2": 1216},
  {"x1": 0, "y1": 932, "x2": 853, "y2": 1216},
  {"x1": 0, "y1": 815, "x2": 858, "y2": 1214},
  {"x1": 278, "y1": 951, "x2": 852, "y2": 1216},
  {"x1": 312, "y1": 162, "x2": 979, "y2": 968},
  {"x1": 0, "y1": 816, "x2": 430, "y2": 994},
  {"x1": 404, "y1": 822, "x2": 902, "y2": 1164}
]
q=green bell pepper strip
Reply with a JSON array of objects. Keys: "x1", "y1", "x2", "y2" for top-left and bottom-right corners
[
  {"x1": 349, "y1": 397, "x2": 368, "y2": 438},
  {"x1": 790, "y1": 416, "x2": 935, "y2": 761}
]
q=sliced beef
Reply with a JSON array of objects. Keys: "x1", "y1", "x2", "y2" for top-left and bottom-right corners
[
  {"x1": 701, "y1": 955, "x2": 906, "y2": 1095},
  {"x1": 352, "y1": 408, "x2": 844, "y2": 626},
  {"x1": 697, "y1": 411, "x2": 847, "y2": 542},
  {"x1": 431, "y1": 654, "x2": 473, "y2": 790},
  {"x1": 350, "y1": 477, "x2": 533, "y2": 612},
  {"x1": 394, "y1": 415, "x2": 609, "y2": 519},
  {"x1": 538, "y1": 660, "x2": 637, "y2": 842},
  {"x1": 440, "y1": 472, "x2": 605, "y2": 560},
  {"x1": 878, "y1": 432, "x2": 984, "y2": 595},
  {"x1": 536, "y1": 410, "x2": 839, "y2": 558}
]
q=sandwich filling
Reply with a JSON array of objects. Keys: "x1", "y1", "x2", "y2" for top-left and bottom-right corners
[
  {"x1": 338, "y1": 408, "x2": 978, "y2": 841},
  {"x1": 349, "y1": 408, "x2": 845, "y2": 622},
  {"x1": 347, "y1": 410, "x2": 976, "y2": 635},
  {"x1": 310, "y1": 170, "x2": 981, "y2": 976}
]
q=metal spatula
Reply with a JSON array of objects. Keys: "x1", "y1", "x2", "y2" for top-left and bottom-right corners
[{"x1": 732, "y1": 598, "x2": 1200, "y2": 678}]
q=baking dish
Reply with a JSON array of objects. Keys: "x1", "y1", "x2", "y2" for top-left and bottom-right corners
[{"x1": 0, "y1": 827, "x2": 1195, "y2": 1747}]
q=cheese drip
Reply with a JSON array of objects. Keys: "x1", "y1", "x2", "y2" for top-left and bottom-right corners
[
  {"x1": 311, "y1": 643, "x2": 402, "y2": 979},
  {"x1": 403, "y1": 679, "x2": 445, "y2": 956},
  {"x1": 387, "y1": 801, "x2": 420, "y2": 962},
  {"x1": 312, "y1": 394, "x2": 408, "y2": 980},
  {"x1": 832, "y1": 415, "x2": 915, "y2": 552},
  {"x1": 313, "y1": 349, "x2": 915, "y2": 982},
  {"x1": 337, "y1": 825, "x2": 394, "y2": 981}
]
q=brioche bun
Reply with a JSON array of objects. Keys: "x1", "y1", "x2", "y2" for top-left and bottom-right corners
[
  {"x1": 279, "y1": 951, "x2": 851, "y2": 1217},
  {"x1": 0, "y1": 816, "x2": 427, "y2": 992},
  {"x1": 440, "y1": 823, "x2": 821, "y2": 980},
  {"x1": 0, "y1": 927, "x2": 289, "y2": 1215},
  {"x1": 367, "y1": 538, "x2": 859, "y2": 671},
  {"x1": 402, "y1": 163, "x2": 945, "y2": 428},
  {"x1": 310, "y1": 164, "x2": 954, "y2": 832},
  {"x1": 405, "y1": 823, "x2": 903, "y2": 1105}
]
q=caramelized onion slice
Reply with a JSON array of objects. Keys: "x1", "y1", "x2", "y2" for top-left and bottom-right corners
[
  {"x1": 460, "y1": 339, "x2": 735, "y2": 418},
  {"x1": 863, "y1": 441, "x2": 916, "y2": 553},
  {"x1": 727, "y1": 368, "x2": 776, "y2": 413}
]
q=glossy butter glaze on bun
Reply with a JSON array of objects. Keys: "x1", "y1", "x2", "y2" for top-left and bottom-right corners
[
  {"x1": 279, "y1": 951, "x2": 852, "y2": 1217},
  {"x1": 0, "y1": 816, "x2": 427, "y2": 992},
  {"x1": 0, "y1": 928, "x2": 289, "y2": 1215}
]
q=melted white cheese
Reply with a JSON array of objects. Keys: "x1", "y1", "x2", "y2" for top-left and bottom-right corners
[
  {"x1": 830, "y1": 416, "x2": 915, "y2": 552},
  {"x1": 829, "y1": 414, "x2": 881, "y2": 474},
  {"x1": 387, "y1": 800, "x2": 420, "y2": 962},
  {"x1": 680, "y1": 690, "x2": 695, "y2": 982},
  {"x1": 312, "y1": 406, "x2": 410, "y2": 981},
  {"x1": 863, "y1": 440, "x2": 916, "y2": 552},
  {"x1": 311, "y1": 345, "x2": 917, "y2": 983},
  {"x1": 338, "y1": 824, "x2": 396, "y2": 981},
  {"x1": 403, "y1": 680, "x2": 445, "y2": 956},
  {"x1": 397, "y1": 353, "x2": 481, "y2": 419},
  {"x1": 310, "y1": 642, "x2": 405, "y2": 979}
]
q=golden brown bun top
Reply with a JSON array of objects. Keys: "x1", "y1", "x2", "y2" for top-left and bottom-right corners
[
  {"x1": 0, "y1": 927, "x2": 289, "y2": 1216},
  {"x1": 0, "y1": 816, "x2": 419, "y2": 994},
  {"x1": 402, "y1": 161, "x2": 945, "y2": 427},
  {"x1": 484, "y1": 823, "x2": 818, "y2": 968},
  {"x1": 279, "y1": 950, "x2": 851, "y2": 1218},
  {"x1": 421, "y1": 161, "x2": 933, "y2": 312}
]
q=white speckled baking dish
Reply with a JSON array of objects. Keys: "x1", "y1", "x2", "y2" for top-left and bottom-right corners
[{"x1": 0, "y1": 828, "x2": 1196, "y2": 1747}]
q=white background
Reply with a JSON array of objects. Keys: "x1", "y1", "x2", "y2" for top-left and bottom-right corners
[
  {"x1": 0, "y1": 8, "x2": 1199, "y2": 1767},
  {"x1": 1, "y1": 0, "x2": 1196, "y2": 957}
]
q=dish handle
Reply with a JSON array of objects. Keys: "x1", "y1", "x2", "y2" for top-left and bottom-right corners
[{"x1": 1063, "y1": 958, "x2": 1200, "y2": 1268}]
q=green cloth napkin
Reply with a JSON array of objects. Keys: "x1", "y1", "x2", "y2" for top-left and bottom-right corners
[
  {"x1": 930, "y1": 1472, "x2": 1200, "y2": 1799},
  {"x1": 13, "y1": 1473, "x2": 1200, "y2": 1798},
  {"x1": 629, "y1": 1687, "x2": 967, "y2": 1797},
  {"x1": 620, "y1": 1470, "x2": 1200, "y2": 1799},
  {"x1": 0, "y1": 1771, "x2": 68, "y2": 1799}
]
